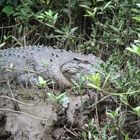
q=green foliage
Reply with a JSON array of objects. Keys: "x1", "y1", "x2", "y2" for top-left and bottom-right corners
[
  {"x1": 1, "y1": 0, "x2": 139, "y2": 49},
  {"x1": 71, "y1": 75, "x2": 86, "y2": 108},
  {"x1": 127, "y1": 42, "x2": 140, "y2": 56},
  {"x1": 47, "y1": 92, "x2": 69, "y2": 108},
  {"x1": 106, "y1": 107, "x2": 121, "y2": 121},
  {"x1": 82, "y1": 119, "x2": 116, "y2": 140},
  {"x1": 78, "y1": 0, "x2": 139, "y2": 53},
  {"x1": 14, "y1": 3, "x2": 34, "y2": 20},
  {"x1": 87, "y1": 73, "x2": 101, "y2": 90},
  {"x1": 106, "y1": 107, "x2": 128, "y2": 138},
  {"x1": 2, "y1": 5, "x2": 15, "y2": 16},
  {"x1": 71, "y1": 74, "x2": 85, "y2": 93},
  {"x1": 133, "y1": 16, "x2": 140, "y2": 23},
  {"x1": 38, "y1": 76, "x2": 47, "y2": 88},
  {"x1": 36, "y1": 10, "x2": 58, "y2": 28},
  {"x1": 132, "y1": 106, "x2": 140, "y2": 117},
  {"x1": 54, "y1": 26, "x2": 78, "y2": 44},
  {"x1": 101, "y1": 51, "x2": 140, "y2": 93}
]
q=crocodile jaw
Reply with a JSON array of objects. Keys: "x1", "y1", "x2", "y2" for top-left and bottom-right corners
[{"x1": 61, "y1": 57, "x2": 102, "y2": 85}]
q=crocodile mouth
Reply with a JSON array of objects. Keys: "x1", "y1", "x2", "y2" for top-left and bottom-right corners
[
  {"x1": 61, "y1": 60, "x2": 95, "y2": 83},
  {"x1": 61, "y1": 66, "x2": 91, "y2": 86}
]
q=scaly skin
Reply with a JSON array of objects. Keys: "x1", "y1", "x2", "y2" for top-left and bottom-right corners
[{"x1": 0, "y1": 45, "x2": 103, "y2": 87}]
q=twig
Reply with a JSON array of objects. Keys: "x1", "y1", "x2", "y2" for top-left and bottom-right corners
[
  {"x1": 0, "y1": 95, "x2": 41, "y2": 106},
  {"x1": 64, "y1": 125, "x2": 79, "y2": 138},
  {"x1": 0, "y1": 23, "x2": 21, "y2": 29},
  {"x1": 1, "y1": 66, "x2": 40, "y2": 75},
  {"x1": 85, "y1": 94, "x2": 112, "y2": 109},
  {"x1": 7, "y1": 82, "x2": 20, "y2": 111},
  {"x1": 94, "y1": 94, "x2": 102, "y2": 140},
  {"x1": 68, "y1": 0, "x2": 72, "y2": 27},
  {"x1": 127, "y1": 119, "x2": 140, "y2": 126},
  {"x1": 0, "y1": 108, "x2": 48, "y2": 121},
  {"x1": 56, "y1": 130, "x2": 65, "y2": 140}
]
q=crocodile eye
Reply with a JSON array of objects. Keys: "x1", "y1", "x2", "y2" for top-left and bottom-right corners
[{"x1": 73, "y1": 57, "x2": 89, "y2": 64}]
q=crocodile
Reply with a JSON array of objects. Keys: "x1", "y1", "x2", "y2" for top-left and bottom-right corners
[{"x1": 0, "y1": 45, "x2": 103, "y2": 88}]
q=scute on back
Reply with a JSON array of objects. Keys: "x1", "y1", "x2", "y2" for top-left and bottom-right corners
[{"x1": 0, "y1": 46, "x2": 103, "y2": 88}]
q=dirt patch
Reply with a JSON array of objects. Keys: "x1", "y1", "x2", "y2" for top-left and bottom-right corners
[
  {"x1": 0, "y1": 86, "x2": 95, "y2": 140},
  {"x1": 0, "y1": 85, "x2": 140, "y2": 140}
]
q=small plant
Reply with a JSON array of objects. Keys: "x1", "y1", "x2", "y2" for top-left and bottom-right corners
[
  {"x1": 106, "y1": 107, "x2": 126, "y2": 138},
  {"x1": 71, "y1": 74, "x2": 86, "y2": 108},
  {"x1": 36, "y1": 10, "x2": 58, "y2": 28},
  {"x1": 38, "y1": 76, "x2": 47, "y2": 88},
  {"x1": 106, "y1": 107, "x2": 121, "y2": 122},
  {"x1": 82, "y1": 118, "x2": 116, "y2": 140},
  {"x1": 71, "y1": 74, "x2": 85, "y2": 93},
  {"x1": 2, "y1": 5, "x2": 15, "y2": 16},
  {"x1": 54, "y1": 26, "x2": 78, "y2": 48},
  {"x1": 47, "y1": 92, "x2": 69, "y2": 108},
  {"x1": 14, "y1": 3, "x2": 34, "y2": 20},
  {"x1": 132, "y1": 106, "x2": 140, "y2": 117},
  {"x1": 87, "y1": 73, "x2": 101, "y2": 90},
  {"x1": 126, "y1": 41, "x2": 140, "y2": 56}
]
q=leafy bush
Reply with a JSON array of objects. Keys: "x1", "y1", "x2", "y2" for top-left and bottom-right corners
[{"x1": 0, "y1": 0, "x2": 139, "y2": 52}]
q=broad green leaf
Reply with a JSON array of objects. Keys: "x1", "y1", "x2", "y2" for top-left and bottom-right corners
[
  {"x1": 104, "y1": 1, "x2": 112, "y2": 9},
  {"x1": 79, "y1": 5, "x2": 91, "y2": 10},
  {"x1": 87, "y1": 83, "x2": 101, "y2": 90},
  {"x1": 59, "y1": 94, "x2": 69, "y2": 108},
  {"x1": 70, "y1": 27, "x2": 78, "y2": 34},
  {"x1": 47, "y1": 92, "x2": 69, "y2": 107},
  {"x1": 57, "y1": 92, "x2": 67, "y2": 100},
  {"x1": 0, "y1": 43, "x2": 5, "y2": 48},
  {"x1": 2, "y1": 5, "x2": 15, "y2": 16},
  {"x1": 133, "y1": 16, "x2": 140, "y2": 22},
  {"x1": 125, "y1": 134, "x2": 129, "y2": 140},
  {"x1": 38, "y1": 76, "x2": 47, "y2": 87},
  {"x1": 133, "y1": 106, "x2": 140, "y2": 116},
  {"x1": 41, "y1": 0, "x2": 50, "y2": 5},
  {"x1": 126, "y1": 45, "x2": 140, "y2": 56},
  {"x1": 87, "y1": 73, "x2": 101, "y2": 88},
  {"x1": 136, "y1": 3, "x2": 140, "y2": 8},
  {"x1": 47, "y1": 93, "x2": 57, "y2": 103},
  {"x1": 106, "y1": 107, "x2": 120, "y2": 120},
  {"x1": 106, "y1": 112, "x2": 115, "y2": 119},
  {"x1": 119, "y1": 95, "x2": 128, "y2": 105}
]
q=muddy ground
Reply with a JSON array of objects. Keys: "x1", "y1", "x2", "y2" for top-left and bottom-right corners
[{"x1": 0, "y1": 84, "x2": 140, "y2": 140}]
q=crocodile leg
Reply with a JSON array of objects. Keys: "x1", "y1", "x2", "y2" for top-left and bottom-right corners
[
  {"x1": 46, "y1": 64, "x2": 72, "y2": 88},
  {"x1": 16, "y1": 73, "x2": 39, "y2": 87},
  {"x1": 29, "y1": 61, "x2": 72, "y2": 88}
]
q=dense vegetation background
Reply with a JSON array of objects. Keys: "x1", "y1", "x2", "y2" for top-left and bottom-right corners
[{"x1": 0, "y1": 0, "x2": 140, "y2": 139}]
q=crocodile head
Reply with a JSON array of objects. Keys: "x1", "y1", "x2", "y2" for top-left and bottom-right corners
[{"x1": 61, "y1": 55, "x2": 103, "y2": 85}]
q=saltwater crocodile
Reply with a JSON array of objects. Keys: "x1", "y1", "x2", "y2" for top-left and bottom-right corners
[{"x1": 0, "y1": 46, "x2": 103, "y2": 88}]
